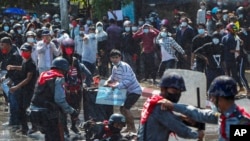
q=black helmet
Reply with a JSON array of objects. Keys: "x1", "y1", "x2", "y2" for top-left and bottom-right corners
[
  {"x1": 61, "y1": 38, "x2": 75, "y2": 49},
  {"x1": 26, "y1": 31, "x2": 36, "y2": 37},
  {"x1": 160, "y1": 72, "x2": 186, "y2": 92},
  {"x1": 108, "y1": 113, "x2": 126, "y2": 126},
  {"x1": 51, "y1": 57, "x2": 69, "y2": 72},
  {"x1": 208, "y1": 75, "x2": 237, "y2": 97},
  {"x1": 236, "y1": 6, "x2": 244, "y2": 15}
]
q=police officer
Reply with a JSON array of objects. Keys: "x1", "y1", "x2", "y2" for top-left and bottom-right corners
[
  {"x1": 160, "y1": 75, "x2": 250, "y2": 141},
  {"x1": 29, "y1": 57, "x2": 78, "y2": 141},
  {"x1": 137, "y1": 72, "x2": 204, "y2": 141},
  {"x1": 83, "y1": 113, "x2": 127, "y2": 141},
  {"x1": 59, "y1": 38, "x2": 92, "y2": 136}
]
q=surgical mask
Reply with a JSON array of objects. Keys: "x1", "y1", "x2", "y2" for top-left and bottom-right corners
[
  {"x1": 10, "y1": 19, "x2": 14, "y2": 23},
  {"x1": 21, "y1": 51, "x2": 31, "y2": 59},
  {"x1": 86, "y1": 20, "x2": 91, "y2": 25},
  {"x1": 138, "y1": 21, "x2": 144, "y2": 26},
  {"x1": 79, "y1": 31, "x2": 84, "y2": 36},
  {"x1": 17, "y1": 29, "x2": 22, "y2": 34},
  {"x1": 1, "y1": 48, "x2": 8, "y2": 54},
  {"x1": 209, "y1": 101, "x2": 218, "y2": 113},
  {"x1": 143, "y1": 29, "x2": 149, "y2": 33},
  {"x1": 242, "y1": 28, "x2": 248, "y2": 36},
  {"x1": 165, "y1": 92, "x2": 181, "y2": 103},
  {"x1": 217, "y1": 2, "x2": 222, "y2": 5},
  {"x1": 149, "y1": 17, "x2": 154, "y2": 22},
  {"x1": 4, "y1": 26, "x2": 9, "y2": 31},
  {"x1": 125, "y1": 27, "x2": 130, "y2": 32},
  {"x1": 198, "y1": 29, "x2": 205, "y2": 34},
  {"x1": 212, "y1": 38, "x2": 219, "y2": 44},
  {"x1": 200, "y1": 6, "x2": 205, "y2": 10},
  {"x1": 160, "y1": 32, "x2": 167, "y2": 37},
  {"x1": 132, "y1": 26, "x2": 137, "y2": 32},
  {"x1": 238, "y1": 14, "x2": 243, "y2": 19},
  {"x1": 27, "y1": 37, "x2": 35, "y2": 43},
  {"x1": 220, "y1": 30, "x2": 224, "y2": 35},
  {"x1": 55, "y1": 18, "x2": 60, "y2": 22},
  {"x1": 65, "y1": 47, "x2": 74, "y2": 55},
  {"x1": 181, "y1": 22, "x2": 187, "y2": 27},
  {"x1": 223, "y1": 14, "x2": 228, "y2": 21},
  {"x1": 97, "y1": 26, "x2": 102, "y2": 31},
  {"x1": 89, "y1": 33, "x2": 95, "y2": 39}
]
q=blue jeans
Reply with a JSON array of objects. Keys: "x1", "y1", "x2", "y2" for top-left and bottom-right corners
[{"x1": 9, "y1": 88, "x2": 21, "y2": 125}]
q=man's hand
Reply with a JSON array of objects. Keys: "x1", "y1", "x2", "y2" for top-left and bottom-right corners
[
  {"x1": 157, "y1": 99, "x2": 174, "y2": 110},
  {"x1": 198, "y1": 130, "x2": 205, "y2": 141}
]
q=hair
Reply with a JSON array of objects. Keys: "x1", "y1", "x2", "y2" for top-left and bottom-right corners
[{"x1": 110, "y1": 49, "x2": 121, "y2": 57}]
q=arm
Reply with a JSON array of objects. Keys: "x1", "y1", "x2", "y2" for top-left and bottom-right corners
[
  {"x1": 79, "y1": 62, "x2": 92, "y2": 87},
  {"x1": 54, "y1": 77, "x2": 74, "y2": 114},
  {"x1": 173, "y1": 103, "x2": 218, "y2": 124},
  {"x1": 51, "y1": 42, "x2": 61, "y2": 57},
  {"x1": 154, "y1": 105, "x2": 199, "y2": 139}
]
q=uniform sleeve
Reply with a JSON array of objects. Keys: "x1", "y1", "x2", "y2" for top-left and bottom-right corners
[
  {"x1": 153, "y1": 105, "x2": 199, "y2": 139},
  {"x1": 173, "y1": 103, "x2": 218, "y2": 124},
  {"x1": 54, "y1": 77, "x2": 74, "y2": 114}
]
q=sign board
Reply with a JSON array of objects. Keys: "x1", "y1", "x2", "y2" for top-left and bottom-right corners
[
  {"x1": 107, "y1": 10, "x2": 123, "y2": 21},
  {"x1": 164, "y1": 69, "x2": 207, "y2": 108},
  {"x1": 96, "y1": 86, "x2": 127, "y2": 106}
]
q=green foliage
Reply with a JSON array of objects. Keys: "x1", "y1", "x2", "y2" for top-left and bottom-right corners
[{"x1": 90, "y1": 0, "x2": 132, "y2": 19}]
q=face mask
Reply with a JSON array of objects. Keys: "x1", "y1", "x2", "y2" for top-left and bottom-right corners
[
  {"x1": 217, "y1": 2, "x2": 222, "y2": 5},
  {"x1": 10, "y1": 19, "x2": 14, "y2": 23},
  {"x1": 220, "y1": 30, "x2": 224, "y2": 35},
  {"x1": 17, "y1": 29, "x2": 22, "y2": 34},
  {"x1": 21, "y1": 51, "x2": 31, "y2": 59},
  {"x1": 223, "y1": 14, "x2": 228, "y2": 21},
  {"x1": 209, "y1": 101, "x2": 218, "y2": 113},
  {"x1": 79, "y1": 31, "x2": 84, "y2": 36},
  {"x1": 4, "y1": 26, "x2": 9, "y2": 31},
  {"x1": 132, "y1": 26, "x2": 137, "y2": 32},
  {"x1": 27, "y1": 37, "x2": 35, "y2": 43},
  {"x1": 242, "y1": 28, "x2": 248, "y2": 36},
  {"x1": 238, "y1": 14, "x2": 243, "y2": 19},
  {"x1": 97, "y1": 26, "x2": 102, "y2": 31},
  {"x1": 143, "y1": 29, "x2": 149, "y2": 33},
  {"x1": 138, "y1": 21, "x2": 144, "y2": 26},
  {"x1": 200, "y1": 6, "x2": 205, "y2": 10},
  {"x1": 89, "y1": 33, "x2": 95, "y2": 39},
  {"x1": 125, "y1": 27, "x2": 130, "y2": 32},
  {"x1": 30, "y1": 28, "x2": 34, "y2": 32},
  {"x1": 149, "y1": 17, "x2": 154, "y2": 22},
  {"x1": 181, "y1": 22, "x2": 187, "y2": 27},
  {"x1": 109, "y1": 125, "x2": 122, "y2": 134},
  {"x1": 55, "y1": 18, "x2": 60, "y2": 22},
  {"x1": 86, "y1": 20, "x2": 91, "y2": 25},
  {"x1": 165, "y1": 92, "x2": 181, "y2": 103},
  {"x1": 212, "y1": 38, "x2": 219, "y2": 44},
  {"x1": 65, "y1": 47, "x2": 74, "y2": 55},
  {"x1": 198, "y1": 29, "x2": 205, "y2": 34},
  {"x1": 160, "y1": 32, "x2": 167, "y2": 37},
  {"x1": 1, "y1": 48, "x2": 8, "y2": 54}
]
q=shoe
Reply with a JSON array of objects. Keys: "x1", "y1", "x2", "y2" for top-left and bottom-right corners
[
  {"x1": 71, "y1": 126, "x2": 81, "y2": 135},
  {"x1": 64, "y1": 128, "x2": 70, "y2": 138},
  {"x1": 2, "y1": 121, "x2": 11, "y2": 126},
  {"x1": 28, "y1": 128, "x2": 38, "y2": 134},
  {"x1": 11, "y1": 125, "x2": 21, "y2": 132},
  {"x1": 16, "y1": 129, "x2": 28, "y2": 136}
]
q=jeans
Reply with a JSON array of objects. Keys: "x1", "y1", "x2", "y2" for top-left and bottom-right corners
[{"x1": 9, "y1": 88, "x2": 22, "y2": 125}]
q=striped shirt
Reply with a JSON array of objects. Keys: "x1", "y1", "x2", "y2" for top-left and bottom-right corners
[{"x1": 109, "y1": 61, "x2": 142, "y2": 95}]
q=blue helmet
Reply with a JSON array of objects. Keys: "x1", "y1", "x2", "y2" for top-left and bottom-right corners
[
  {"x1": 160, "y1": 72, "x2": 186, "y2": 92},
  {"x1": 208, "y1": 75, "x2": 237, "y2": 97},
  {"x1": 108, "y1": 113, "x2": 126, "y2": 126},
  {"x1": 51, "y1": 57, "x2": 69, "y2": 72}
]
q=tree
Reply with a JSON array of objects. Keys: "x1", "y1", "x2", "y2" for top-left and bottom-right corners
[{"x1": 90, "y1": 0, "x2": 132, "y2": 20}]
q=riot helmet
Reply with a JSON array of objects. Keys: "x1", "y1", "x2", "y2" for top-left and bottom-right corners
[
  {"x1": 51, "y1": 57, "x2": 69, "y2": 72},
  {"x1": 160, "y1": 72, "x2": 186, "y2": 92}
]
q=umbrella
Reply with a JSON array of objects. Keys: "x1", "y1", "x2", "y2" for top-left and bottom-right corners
[{"x1": 3, "y1": 7, "x2": 27, "y2": 15}]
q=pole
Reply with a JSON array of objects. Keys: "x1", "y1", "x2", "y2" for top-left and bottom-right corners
[{"x1": 60, "y1": 0, "x2": 69, "y2": 32}]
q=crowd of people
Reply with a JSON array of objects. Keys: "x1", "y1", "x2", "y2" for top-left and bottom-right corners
[{"x1": 0, "y1": 0, "x2": 250, "y2": 140}]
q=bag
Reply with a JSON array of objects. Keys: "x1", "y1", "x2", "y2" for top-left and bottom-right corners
[{"x1": 96, "y1": 87, "x2": 127, "y2": 106}]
